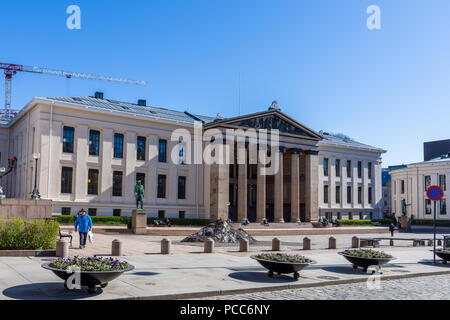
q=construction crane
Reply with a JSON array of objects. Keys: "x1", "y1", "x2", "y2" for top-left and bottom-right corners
[{"x1": 0, "y1": 62, "x2": 147, "y2": 118}]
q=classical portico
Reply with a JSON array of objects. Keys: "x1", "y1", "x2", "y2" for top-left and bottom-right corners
[{"x1": 206, "y1": 104, "x2": 322, "y2": 223}]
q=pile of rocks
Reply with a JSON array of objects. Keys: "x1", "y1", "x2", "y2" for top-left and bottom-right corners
[{"x1": 181, "y1": 220, "x2": 256, "y2": 243}]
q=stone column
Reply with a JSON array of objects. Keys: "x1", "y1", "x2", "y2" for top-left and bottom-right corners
[
  {"x1": 274, "y1": 151, "x2": 284, "y2": 222},
  {"x1": 209, "y1": 163, "x2": 229, "y2": 221},
  {"x1": 290, "y1": 153, "x2": 300, "y2": 222},
  {"x1": 256, "y1": 160, "x2": 266, "y2": 223},
  {"x1": 237, "y1": 152, "x2": 247, "y2": 222},
  {"x1": 305, "y1": 151, "x2": 319, "y2": 222},
  {"x1": 75, "y1": 125, "x2": 88, "y2": 201}
]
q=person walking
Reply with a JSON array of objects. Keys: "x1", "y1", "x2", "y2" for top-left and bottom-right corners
[
  {"x1": 389, "y1": 223, "x2": 396, "y2": 237},
  {"x1": 74, "y1": 208, "x2": 92, "y2": 249}
]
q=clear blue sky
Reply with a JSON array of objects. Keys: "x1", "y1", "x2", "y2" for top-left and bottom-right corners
[{"x1": 1, "y1": 0, "x2": 449, "y2": 167}]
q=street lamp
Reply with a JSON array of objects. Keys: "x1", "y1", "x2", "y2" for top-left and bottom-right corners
[{"x1": 31, "y1": 152, "x2": 41, "y2": 200}]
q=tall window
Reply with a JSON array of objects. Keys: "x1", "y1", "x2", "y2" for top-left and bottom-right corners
[
  {"x1": 178, "y1": 176, "x2": 186, "y2": 199},
  {"x1": 137, "y1": 136, "x2": 146, "y2": 160},
  {"x1": 89, "y1": 130, "x2": 100, "y2": 156},
  {"x1": 368, "y1": 162, "x2": 372, "y2": 179},
  {"x1": 136, "y1": 172, "x2": 146, "y2": 189},
  {"x1": 424, "y1": 176, "x2": 431, "y2": 191},
  {"x1": 337, "y1": 212, "x2": 342, "y2": 220},
  {"x1": 61, "y1": 167, "x2": 73, "y2": 193},
  {"x1": 357, "y1": 161, "x2": 362, "y2": 178},
  {"x1": 335, "y1": 159, "x2": 340, "y2": 177},
  {"x1": 348, "y1": 212, "x2": 353, "y2": 220},
  {"x1": 359, "y1": 212, "x2": 363, "y2": 220},
  {"x1": 358, "y1": 186, "x2": 362, "y2": 204},
  {"x1": 346, "y1": 160, "x2": 352, "y2": 178},
  {"x1": 323, "y1": 158, "x2": 329, "y2": 176},
  {"x1": 347, "y1": 186, "x2": 352, "y2": 203},
  {"x1": 63, "y1": 126, "x2": 74, "y2": 153},
  {"x1": 112, "y1": 171, "x2": 123, "y2": 197},
  {"x1": 440, "y1": 198, "x2": 447, "y2": 215},
  {"x1": 114, "y1": 133, "x2": 124, "y2": 158},
  {"x1": 87, "y1": 169, "x2": 99, "y2": 195},
  {"x1": 439, "y1": 175, "x2": 446, "y2": 191},
  {"x1": 336, "y1": 186, "x2": 341, "y2": 204},
  {"x1": 157, "y1": 174, "x2": 166, "y2": 198},
  {"x1": 158, "y1": 139, "x2": 167, "y2": 163},
  {"x1": 425, "y1": 199, "x2": 432, "y2": 215},
  {"x1": 368, "y1": 187, "x2": 373, "y2": 204},
  {"x1": 324, "y1": 185, "x2": 329, "y2": 203},
  {"x1": 401, "y1": 180, "x2": 405, "y2": 194}
]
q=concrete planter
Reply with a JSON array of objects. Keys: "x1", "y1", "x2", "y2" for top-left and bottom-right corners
[{"x1": 251, "y1": 255, "x2": 312, "y2": 279}]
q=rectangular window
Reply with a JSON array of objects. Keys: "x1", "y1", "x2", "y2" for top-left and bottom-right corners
[
  {"x1": 158, "y1": 210, "x2": 165, "y2": 218},
  {"x1": 63, "y1": 126, "x2": 75, "y2": 153},
  {"x1": 357, "y1": 161, "x2": 362, "y2": 178},
  {"x1": 324, "y1": 185, "x2": 329, "y2": 203},
  {"x1": 136, "y1": 172, "x2": 146, "y2": 189},
  {"x1": 359, "y1": 212, "x2": 363, "y2": 220},
  {"x1": 112, "y1": 171, "x2": 123, "y2": 197},
  {"x1": 348, "y1": 212, "x2": 353, "y2": 220},
  {"x1": 337, "y1": 212, "x2": 342, "y2": 220},
  {"x1": 61, "y1": 207, "x2": 71, "y2": 215},
  {"x1": 113, "y1": 133, "x2": 124, "y2": 158},
  {"x1": 87, "y1": 169, "x2": 99, "y2": 195},
  {"x1": 358, "y1": 186, "x2": 362, "y2": 204},
  {"x1": 61, "y1": 167, "x2": 73, "y2": 194},
  {"x1": 347, "y1": 186, "x2": 352, "y2": 203},
  {"x1": 401, "y1": 180, "x2": 405, "y2": 194},
  {"x1": 335, "y1": 159, "x2": 340, "y2": 177},
  {"x1": 370, "y1": 212, "x2": 373, "y2": 220},
  {"x1": 137, "y1": 136, "x2": 146, "y2": 160},
  {"x1": 88, "y1": 208, "x2": 97, "y2": 216},
  {"x1": 179, "y1": 211, "x2": 186, "y2": 219},
  {"x1": 368, "y1": 162, "x2": 372, "y2": 179},
  {"x1": 346, "y1": 160, "x2": 352, "y2": 178},
  {"x1": 424, "y1": 176, "x2": 431, "y2": 191},
  {"x1": 157, "y1": 174, "x2": 166, "y2": 198},
  {"x1": 325, "y1": 212, "x2": 332, "y2": 220},
  {"x1": 158, "y1": 139, "x2": 167, "y2": 163},
  {"x1": 440, "y1": 198, "x2": 447, "y2": 215},
  {"x1": 336, "y1": 186, "x2": 341, "y2": 204},
  {"x1": 178, "y1": 176, "x2": 186, "y2": 199},
  {"x1": 89, "y1": 130, "x2": 100, "y2": 156},
  {"x1": 439, "y1": 175, "x2": 446, "y2": 191},
  {"x1": 323, "y1": 158, "x2": 329, "y2": 176},
  {"x1": 113, "y1": 209, "x2": 121, "y2": 217},
  {"x1": 425, "y1": 199, "x2": 432, "y2": 215},
  {"x1": 368, "y1": 187, "x2": 373, "y2": 204}
]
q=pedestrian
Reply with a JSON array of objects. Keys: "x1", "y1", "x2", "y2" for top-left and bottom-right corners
[
  {"x1": 74, "y1": 208, "x2": 92, "y2": 249},
  {"x1": 389, "y1": 223, "x2": 396, "y2": 237}
]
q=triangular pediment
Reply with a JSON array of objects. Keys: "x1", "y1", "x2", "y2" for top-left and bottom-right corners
[{"x1": 206, "y1": 110, "x2": 322, "y2": 140}]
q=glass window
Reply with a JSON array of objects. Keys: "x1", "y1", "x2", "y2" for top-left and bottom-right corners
[
  {"x1": 348, "y1": 212, "x2": 353, "y2": 220},
  {"x1": 89, "y1": 130, "x2": 100, "y2": 156},
  {"x1": 88, "y1": 208, "x2": 97, "y2": 216},
  {"x1": 424, "y1": 176, "x2": 431, "y2": 191},
  {"x1": 157, "y1": 174, "x2": 166, "y2": 198},
  {"x1": 335, "y1": 159, "x2": 340, "y2": 177},
  {"x1": 63, "y1": 126, "x2": 74, "y2": 153},
  {"x1": 112, "y1": 171, "x2": 123, "y2": 197},
  {"x1": 368, "y1": 187, "x2": 373, "y2": 204},
  {"x1": 440, "y1": 198, "x2": 447, "y2": 215},
  {"x1": 357, "y1": 161, "x2": 362, "y2": 178},
  {"x1": 347, "y1": 186, "x2": 352, "y2": 203},
  {"x1": 137, "y1": 136, "x2": 146, "y2": 160},
  {"x1": 439, "y1": 175, "x2": 446, "y2": 191},
  {"x1": 178, "y1": 176, "x2": 186, "y2": 199},
  {"x1": 114, "y1": 133, "x2": 124, "y2": 158},
  {"x1": 136, "y1": 172, "x2": 146, "y2": 189},
  {"x1": 324, "y1": 185, "x2": 329, "y2": 203},
  {"x1": 87, "y1": 169, "x2": 99, "y2": 195},
  {"x1": 61, "y1": 167, "x2": 73, "y2": 194},
  {"x1": 346, "y1": 160, "x2": 352, "y2": 178},
  {"x1": 158, "y1": 139, "x2": 167, "y2": 163},
  {"x1": 370, "y1": 212, "x2": 373, "y2": 220},
  {"x1": 425, "y1": 199, "x2": 432, "y2": 215},
  {"x1": 368, "y1": 162, "x2": 372, "y2": 179},
  {"x1": 336, "y1": 186, "x2": 340, "y2": 204},
  {"x1": 337, "y1": 212, "x2": 342, "y2": 220},
  {"x1": 113, "y1": 209, "x2": 121, "y2": 217},
  {"x1": 323, "y1": 158, "x2": 329, "y2": 176},
  {"x1": 158, "y1": 210, "x2": 165, "y2": 218},
  {"x1": 401, "y1": 180, "x2": 405, "y2": 194},
  {"x1": 359, "y1": 212, "x2": 363, "y2": 220},
  {"x1": 179, "y1": 211, "x2": 186, "y2": 219},
  {"x1": 358, "y1": 186, "x2": 362, "y2": 204},
  {"x1": 61, "y1": 207, "x2": 71, "y2": 215},
  {"x1": 178, "y1": 142, "x2": 186, "y2": 165}
]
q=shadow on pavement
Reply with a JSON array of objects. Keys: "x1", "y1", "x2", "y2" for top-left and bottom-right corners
[
  {"x1": 417, "y1": 259, "x2": 449, "y2": 267},
  {"x1": 131, "y1": 271, "x2": 159, "y2": 276},
  {"x1": 228, "y1": 271, "x2": 298, "y2": 283},
  {"x1": 2, "y1": 282, "x2": 102, "y2": 300}
]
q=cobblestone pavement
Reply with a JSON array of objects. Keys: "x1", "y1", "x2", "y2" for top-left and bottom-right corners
[{"x1": 201, "y1": 274, "x2": 450, "y2": 300}]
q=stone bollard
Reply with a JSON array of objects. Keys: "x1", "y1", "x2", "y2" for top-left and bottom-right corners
[
  {"x1": 303, "y1": 237, "x2": 311, "y2": 250},
  {"x1": 161, "y1": 238, "x2": 171, "y2": 254},
  {"x1": 329, "y1": 237, "x2": 336, "y2": 249},
  {"x1": 204, "y1": 238, "x2": 214, "y2": 253},
  {"x1": 239, "y1": 239, "x2": 249, "y2": 252},
  {"x1": 390, "y1": 239, "x2": 394, "y2": 246},
  {"x1": 112, "y1": 239, "x2": 123, "y2": 256},
  {"x1": 56, "y1": 239, "x2": 69, "y2": 258},
  {"x1": 351, "y1": 236, "x2": 360, "y2": 248},
  {"x1": 272, "y1": 238, "x2": 281, "y2": 251}
]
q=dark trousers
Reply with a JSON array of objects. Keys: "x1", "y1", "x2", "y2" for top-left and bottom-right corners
[{"x1": 79, "y1": 232, "x2": 88, "y2": 246}]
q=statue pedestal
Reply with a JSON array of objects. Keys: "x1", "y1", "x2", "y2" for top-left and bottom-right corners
[
  {"x1": 132, "y1": 209, "x2": 147, "y2": 235},
  {"x1": 399, "y1": 216, "x2": 411, "y2": 232}
]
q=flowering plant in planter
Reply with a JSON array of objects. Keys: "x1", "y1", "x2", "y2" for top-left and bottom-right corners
[
  {"x1": 254, "y1": 253, "x2": 312, "y2": 264},
  {"x1": 49, "y1": 256, "x2": 130, "y2": 272},
  {"x1": 341, "y1": 249, "x2": 392, "y2": 259}
]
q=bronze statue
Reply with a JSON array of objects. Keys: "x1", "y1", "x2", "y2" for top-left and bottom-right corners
[
  {"x1": 401, "y1": 198, "x2": 411, "y2": 216},
  {"x1": 134, "y1": 180, "x2": 145, "y2": 209}
]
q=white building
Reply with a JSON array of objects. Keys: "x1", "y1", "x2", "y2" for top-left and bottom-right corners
[{"x1": 0, "y1": 94, "x2": 386, "y2": 221}]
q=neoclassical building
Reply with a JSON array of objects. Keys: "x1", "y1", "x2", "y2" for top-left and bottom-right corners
[
  {"x1": 390, "y1": 155, "x2": 450, "y2": 220},
  {"x1": 0, "y1": 94, "x2": 385, "y2": 222}
]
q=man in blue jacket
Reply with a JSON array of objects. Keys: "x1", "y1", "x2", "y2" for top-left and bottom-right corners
[{"x1": 74, "y1": 208, "x2": 93, "y2": 249}]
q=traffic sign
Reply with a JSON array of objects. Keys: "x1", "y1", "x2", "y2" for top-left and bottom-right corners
[{"x1": 426, "y1": 185, "x2": 444, "y2": 201}]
